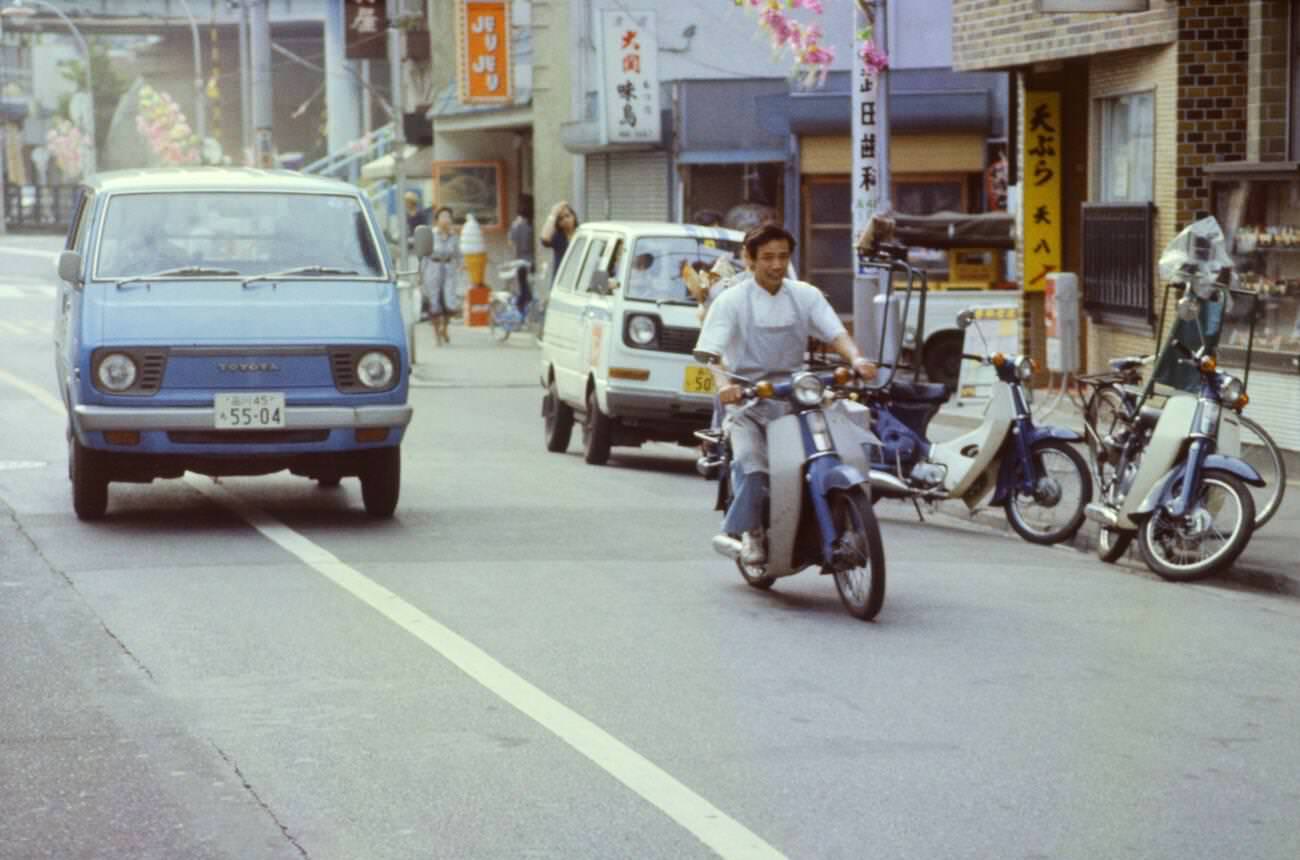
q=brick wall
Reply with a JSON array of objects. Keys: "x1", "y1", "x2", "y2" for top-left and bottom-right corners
[
  {"x1": 1175, "y1": 2, "x2": 1250, "y2": 227},
  {"x1": 1248, "y1": 0, "x2": 1290, "y2": 161},
  {"x1": 952, "y1": 0, "x2": 1178, "y2": 72}
]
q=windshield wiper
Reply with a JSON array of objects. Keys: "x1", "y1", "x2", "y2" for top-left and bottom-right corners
[
  {"x1": 114, "y1": 266, "x2": 241, "y2": 288},
  {"x1": 241, "y1": 266, "x2": 359, "y2": 287}
]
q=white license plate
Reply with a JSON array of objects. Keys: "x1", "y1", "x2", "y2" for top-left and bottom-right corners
[{"x1": 214, "y1": 392, "x2": 286, "y2": 429}]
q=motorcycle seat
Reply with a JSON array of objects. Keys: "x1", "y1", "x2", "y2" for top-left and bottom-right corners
[
  {"x1": 1108, "y1": 355, "x2": 1149, "y2": 373},
  {"x1": 885, "y1": 380, "x2": 950, "y2": 404}
]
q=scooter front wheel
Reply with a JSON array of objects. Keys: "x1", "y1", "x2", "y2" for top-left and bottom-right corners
[
  {"x1": 1005, "y1": 440, "x2": 1092, "y2": 545},
  {"x1": 827, "y1": 488, "x2": 886, "y2": 621},
  {"x1": 1137, "y1": 469, "x2": 1255, "y2": 582}
]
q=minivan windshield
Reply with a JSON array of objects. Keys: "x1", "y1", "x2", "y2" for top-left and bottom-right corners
[
  {"x1": 623, "y1": 236, "x2": 743, "y2": 304},
  {"x1": 94, "y1": 191, "x2": 386, "y2": 280}
]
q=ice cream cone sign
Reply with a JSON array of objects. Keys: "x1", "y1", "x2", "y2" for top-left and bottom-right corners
[{"x1": 461, "y1": 212, "x2": 487, "y2": 286}]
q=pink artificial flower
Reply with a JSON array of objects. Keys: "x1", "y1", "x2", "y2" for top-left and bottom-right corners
[{"x1": 859, "y1": 40, "x2": 889, "y2": 75}]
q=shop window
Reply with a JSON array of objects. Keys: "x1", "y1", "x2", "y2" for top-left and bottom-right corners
[
  {"x1": 685, "y1": 163, "x2": 782, "y2": 226},
  {"x1": 1099, "y1": 92, "x2": 1154, "y2": 203},
  {"x1": 801, "y1": 176, "x2": 853, "y2": 312},
  {"x1": 892, "y1": 175, "x2": 966, "y2": 215}
]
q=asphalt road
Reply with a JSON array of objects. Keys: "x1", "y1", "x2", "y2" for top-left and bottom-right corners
[{"x1": 2, "y1": 234, "x2": 1299, "y2": 860}]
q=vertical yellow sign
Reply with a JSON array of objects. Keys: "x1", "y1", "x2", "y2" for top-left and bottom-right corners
[{"x1": 1023, "y1": 91, "x2": 1062, "y2": 294}]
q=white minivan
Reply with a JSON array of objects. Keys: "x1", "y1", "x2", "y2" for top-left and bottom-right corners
[{"x1": 539, "y1": 221, "x2": 745, "y2": 465}]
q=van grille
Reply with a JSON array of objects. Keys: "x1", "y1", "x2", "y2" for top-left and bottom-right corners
[
  {"x1": 136, "y1": 351, "x2": 167, "y2": 394},
  {"x1": 657, "y1": 326, "x2": 698, "y2": 356}
]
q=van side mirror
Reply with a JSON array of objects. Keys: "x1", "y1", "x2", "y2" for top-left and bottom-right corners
[
  {"x1": 588, "y1": 270, "x2": 611, "y2": 295},
  {"x1": 57, "y1": 250, "x2": 83, "y2": 287},
  {"x1": 412, "y1": 224, "x2": 433, "y2": 258}
]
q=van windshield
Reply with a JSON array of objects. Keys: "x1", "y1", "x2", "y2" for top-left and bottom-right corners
[
  {"x1": 623, "y1": 236, "x2": 743, "y2": 304},
  {"x1": 94, "y1": 191, "x2": 386, "y2": 280}
]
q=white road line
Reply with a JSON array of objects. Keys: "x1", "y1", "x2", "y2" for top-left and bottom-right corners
[
  {"x1": 0, "y1": 368, "x2": 64, "y2": 414},
  {"x1": 186, "y1": 476, "x2": 786, "y2": 860}
]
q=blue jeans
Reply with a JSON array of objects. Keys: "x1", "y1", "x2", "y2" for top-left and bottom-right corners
[{"x1": 721, "y1": 461, "x2": 767, "y2": 535}]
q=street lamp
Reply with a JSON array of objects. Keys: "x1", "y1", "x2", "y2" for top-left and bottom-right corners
[
  {"x1": 176, "y1": 0, "x2": 206, "y2": 153},
  {"x1": 1, "y1": 0, "x2": 96, "y2": 176}
]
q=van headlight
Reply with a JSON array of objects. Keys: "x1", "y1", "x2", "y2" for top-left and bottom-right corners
[
  {"x1": 791, "y1": 372, "x2": 825, "y2": 407},
  {"x1": 96, "y1": 353, "x2": 138, "y2": 392},
  {"x1": 626, "y1": 314, "x2": 659, "y2": 347},
  {"x1": 357, "y1": 351, "x2": 395, "y2": 389}
]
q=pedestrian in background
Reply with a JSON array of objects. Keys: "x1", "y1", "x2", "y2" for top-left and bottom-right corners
[
  {"x1": 405, "y1": 191, "x2": 433, "y2": 319},
  {"x1": 540, "y1": 200, "x2": 579, "y2": 287},
  {"x1": 508, "y1": 194, "x2": 535, "y2": 313},
  {"x1": 420, "y1": 206, "x2": 462, "y2": 346}
]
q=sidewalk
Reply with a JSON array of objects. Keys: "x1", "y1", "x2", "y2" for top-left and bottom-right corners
[{"x1": 928, "y1": 387, "x2": 1300, "y2": 597}]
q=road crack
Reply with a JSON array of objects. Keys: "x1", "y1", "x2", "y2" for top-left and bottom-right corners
[{"x1": 213, "y1": 743, "x2": 310, "y2": 858}]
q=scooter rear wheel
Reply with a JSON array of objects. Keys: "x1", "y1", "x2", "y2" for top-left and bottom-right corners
[{"x1": 827, "y1": 488, "x2": 886, "y2": 621}]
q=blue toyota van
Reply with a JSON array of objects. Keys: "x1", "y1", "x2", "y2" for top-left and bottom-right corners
[{"x1": 54, "y1": 168, "x2": 412, "y2": 520}]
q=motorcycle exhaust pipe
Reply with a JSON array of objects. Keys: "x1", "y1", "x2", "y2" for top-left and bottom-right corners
[
  {"x1": 712, "y1": 534, "x2": 743, "y2": 560},
  {"x1": 1084, "y1": 503, "x2": 1119, "y2": 528},
  {"x1": 867, "y1": 471, "x2": 912, "y2": 498}
]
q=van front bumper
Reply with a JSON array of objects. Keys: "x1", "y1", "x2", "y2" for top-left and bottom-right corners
[{"x1": 73, "y1": 403, "x2": 413, "y2": 431}]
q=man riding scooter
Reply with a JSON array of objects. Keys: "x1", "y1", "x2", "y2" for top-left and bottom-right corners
[{"x1": 694, "y1": 223, "x2": 878, "y2": 565}]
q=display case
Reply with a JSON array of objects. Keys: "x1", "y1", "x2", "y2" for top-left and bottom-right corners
[{"x1": 1206, "y1": 161, "x2": 1300, "y2": 374}]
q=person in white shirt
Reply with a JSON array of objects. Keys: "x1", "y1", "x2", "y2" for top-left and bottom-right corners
[{"x1": 694, "y1": 223, "x2": 876, "y2": 565}]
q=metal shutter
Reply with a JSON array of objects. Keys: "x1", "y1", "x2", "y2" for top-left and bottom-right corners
[{"x1": 584, "y1": 151, "x2": 669, "y2": 222}]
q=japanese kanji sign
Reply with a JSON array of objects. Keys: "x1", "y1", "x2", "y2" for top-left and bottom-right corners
[
  {"x1": 851, "y1": 24, "x2": 881, "y2": 277},
  {"x1": 1023, "y1": 91, "x2": 1062, "y2": 295},
  {"x1": 600, "y1": 10, "x2": 660, "y2": 145},
  {"x1": 345, "y1": 0, "x2": 386, "y2": 61},
  {"x1": 457, "y1": 0, "x2": 512, "y2": 104}
]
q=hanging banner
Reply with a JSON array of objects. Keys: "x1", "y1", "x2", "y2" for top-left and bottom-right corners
[
  {"x1": 1023, "y1": 90, "x2": 1062, "y2": 294},
  {"x1": 598, "y1": 9, "x2": 661, "y2": 145},
  {"x1": 345, "y1": 0, "x2": 387, "y2": 60},
  {"x1": 851, "y1": 11, "x2": 882, "y2": 279},
  {"x1": 457, "y1": 0, "x2": 512, "y2": 104}
]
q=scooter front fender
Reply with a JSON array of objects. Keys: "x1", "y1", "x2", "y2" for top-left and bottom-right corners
[
  {"x1": 1022, "y1": 424, "x2": 1085, "y2": 445},
  {"x1": 1131, "y1": 452, "x2": 1262, "y2": 522},
  {"x1": 806, "y1": 458, "x2": 868, "y2": 563}
]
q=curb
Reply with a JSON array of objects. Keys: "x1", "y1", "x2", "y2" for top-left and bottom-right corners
[{"x1": 925, "y1": 410, "x2": 1300, "y2": 599}]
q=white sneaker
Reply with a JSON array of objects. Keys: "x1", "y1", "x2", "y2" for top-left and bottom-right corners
[{"x1": 740, "y1": 529, "x2": 767, "y2": 565}]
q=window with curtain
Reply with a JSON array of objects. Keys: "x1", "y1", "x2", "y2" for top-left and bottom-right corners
[{"x1": 1099, "y1": 92, "x2": 1155, "y2": 203}]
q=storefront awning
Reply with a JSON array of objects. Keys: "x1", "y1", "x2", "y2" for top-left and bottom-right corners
[{"x1": 360, "y1": 146, "x2": 434, "y2": 182}]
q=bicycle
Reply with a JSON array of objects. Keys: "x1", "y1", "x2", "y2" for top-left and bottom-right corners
[{"x1": 489, "y1": 259, "x2": 545, "y2": 344}]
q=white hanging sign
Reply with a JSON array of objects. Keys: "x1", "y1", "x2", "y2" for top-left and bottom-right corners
[{"x1": 599, "y1": 9, "x2": 661, "y2": 145}]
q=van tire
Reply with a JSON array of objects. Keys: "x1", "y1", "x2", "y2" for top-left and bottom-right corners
[
  {"x1": 543, "y1": 379, "x2": 574, "y2": 452},
  {"x1": 361, "y1": 446, "x2": 401, "y2": 518},
  {"x1": 70, "y1": 435, "x2": 109, "y2": 521},
  {"x1": 583, "y1": 390, "x2": 612, "y2": 465}
]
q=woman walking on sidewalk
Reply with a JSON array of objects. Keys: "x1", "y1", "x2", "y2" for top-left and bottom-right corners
[{"x1": 420, "y1": 206, "x2": 463, "y2": 346}]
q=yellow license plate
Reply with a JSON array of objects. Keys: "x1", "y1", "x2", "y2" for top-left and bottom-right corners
[{"x1": 683, "y1": 365, "x2": 715, "y2": 394}]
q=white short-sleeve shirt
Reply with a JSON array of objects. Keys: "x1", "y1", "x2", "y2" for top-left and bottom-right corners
[{"x1": 695, "y1": 276, "x2": 846, "y2": 375}]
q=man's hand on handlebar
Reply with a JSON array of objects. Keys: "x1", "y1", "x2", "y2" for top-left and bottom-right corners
[{"x1": 718, "y1": 384, "x2": 745, "y2": 405}]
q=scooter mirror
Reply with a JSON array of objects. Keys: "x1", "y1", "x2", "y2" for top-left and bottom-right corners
[
  {"x1": 956, "y1": 309, "x2": 975, "y2": 329},
  {"x1": 1176, "y1": 295, "x2": 1201, "y2": 322}
]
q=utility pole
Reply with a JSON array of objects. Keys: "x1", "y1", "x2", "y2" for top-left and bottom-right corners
[
  {"x1": 250, "y1": 0, "x2": 273, "y2": 167},
  {"x1": 389, "y1": 16, "x2": 407, "y2": 275},
  {"x1": 238, "y1": 0, "x2": 252, "y2": 159},
  {"x1": 851, "y1": 0, "x2": 891, "y2": 361},
  {"x1": 324, "y1": 0, "x2": 362, "y2": 178}
]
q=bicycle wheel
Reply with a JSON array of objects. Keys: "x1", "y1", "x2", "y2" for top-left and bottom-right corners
[
  {"x1": 1236, "y1": 412, "x2": 1286, "y2": 529},
  {"x1": 1084, "y1": 384, "x2": 1131, "y2": 489}
]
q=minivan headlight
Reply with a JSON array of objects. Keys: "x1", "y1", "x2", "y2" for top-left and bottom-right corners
[
  {"x1": 627, "y1": 314, "x2": 658, "y2": 347},
  {"x1": 96, "y1": 353, "x2": 137, "y2": 392},
  {"x1": 357, "y1": 351, "x2": 395, "y2": 389},
  {"x1": 791, "y1": 372, "x2": 825, "y2": 407}
]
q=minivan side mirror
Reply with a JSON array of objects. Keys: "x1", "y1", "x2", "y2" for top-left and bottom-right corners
[
  {"x1": 57, "y1": 250, "x2": 83, "y2": 287},
  {"x1": 412, "y1": 224, "x2": 434, "y2": 258},
  {"x1": 588, "y1": 270, "x2": 612, "y2": 295}
]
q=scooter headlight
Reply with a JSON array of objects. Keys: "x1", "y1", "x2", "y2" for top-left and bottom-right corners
[
  {"x1": 1217, "y1": 374, "x2": 1244, "y2": 407},
  {"x1": 1015, "y1": 355, "x2": 1036, "y2": 381},
  {"x1": 791, "y1": 372, "x2": 825, "y2": 407}
]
